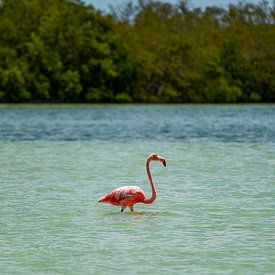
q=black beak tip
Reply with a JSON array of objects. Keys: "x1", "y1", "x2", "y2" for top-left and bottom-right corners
[{"x1": 163, "y1": 160, "x2": 166, "y2": 167}]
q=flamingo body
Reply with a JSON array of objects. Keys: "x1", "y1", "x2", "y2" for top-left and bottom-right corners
[
  {"x1": 97, "y1": 186, "x2": 146, "y2": 206},
  {"x1": 97, "y1": 153, "x2": 166, "y2": 212}
]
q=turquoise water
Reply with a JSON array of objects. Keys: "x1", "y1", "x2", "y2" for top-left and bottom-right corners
[{"x1": 0, "y1": 104, "x2": 274, "y2": 274}]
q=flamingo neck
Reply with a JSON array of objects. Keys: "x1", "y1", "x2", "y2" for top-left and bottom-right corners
[{"x1": 144, "y1": 158, "x2": 156, "y2": 204}]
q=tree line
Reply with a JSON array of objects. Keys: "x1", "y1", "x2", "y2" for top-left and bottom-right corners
[{"x1": 0, "y1": 0, "x2": 274, "y2": 103}]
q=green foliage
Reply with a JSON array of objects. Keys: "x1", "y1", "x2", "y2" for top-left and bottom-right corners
[
  {"x1": 112, "y1": 0, "x2": 274, "y2": 103},
  {"x1": 0, "y1": 0, "x2": 274, "y2": 103},
  {"x1": 59, "y1": 70, "x2": 82, "y2": 101},
  {"x1": 115, "y1": 92, "x2": 133, "y2": 103},
  {"x1": 0, "y1": 0, "x2": 132, "y2": 102}
]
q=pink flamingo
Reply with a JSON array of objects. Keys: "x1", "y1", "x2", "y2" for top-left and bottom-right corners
[{"x1": 97, "y1": 153, "x2": 166, "y2": 212}]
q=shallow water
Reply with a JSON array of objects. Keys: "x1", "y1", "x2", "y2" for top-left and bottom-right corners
[{"x1": 0, "y1": 104, "x2": 274, "y2": 274}]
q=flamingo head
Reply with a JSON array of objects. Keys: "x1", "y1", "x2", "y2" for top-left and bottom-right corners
[{"x1": 149, "y1": 153, "x2": 166, "y2": 167}]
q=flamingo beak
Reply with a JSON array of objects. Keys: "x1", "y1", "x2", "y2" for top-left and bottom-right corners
[{"x1": 163, "y1": 159, "x2": 166, "y2": 167}]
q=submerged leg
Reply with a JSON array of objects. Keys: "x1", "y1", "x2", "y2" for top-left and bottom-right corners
[
  {"x1": 129, "y1": 205, "x2": 134, "y2": 212},
  {"x1": 121, "y1": 205, "x2": 126, "y2": 212}
]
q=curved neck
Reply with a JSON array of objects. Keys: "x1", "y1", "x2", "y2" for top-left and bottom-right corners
[{"x1": 144, "y1": 158, "x2": 156, "y2": 204}]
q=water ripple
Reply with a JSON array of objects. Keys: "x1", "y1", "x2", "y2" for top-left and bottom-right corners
[{"x1": 0, "y1": 104, "x2": 274, "y2": 142}]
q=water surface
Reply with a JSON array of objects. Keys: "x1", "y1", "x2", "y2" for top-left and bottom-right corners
[{"x1": 0, "y1": 104, "x2": 274, "y2": 274}]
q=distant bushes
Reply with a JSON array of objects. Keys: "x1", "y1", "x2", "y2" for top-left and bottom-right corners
[{"x1": 0, "y1": 0, "x2": 274, "y2": 103}]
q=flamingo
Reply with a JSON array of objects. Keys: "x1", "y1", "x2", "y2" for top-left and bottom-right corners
[{"x1": 97, "y1": 153, "x2": 166, "y2": 212}]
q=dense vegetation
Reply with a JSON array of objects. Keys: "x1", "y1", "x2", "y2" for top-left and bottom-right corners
[{"x1": 0, "y1": 0, "x2": 274, "y2": 103}]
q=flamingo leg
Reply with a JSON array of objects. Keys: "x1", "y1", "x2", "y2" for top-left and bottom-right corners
[
  {"x1": 121, "y1": 205, "x2": 126, "y2": 212},
  {"x1": 129, "y1": 205, "x2": 134, "y2": 212}
]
